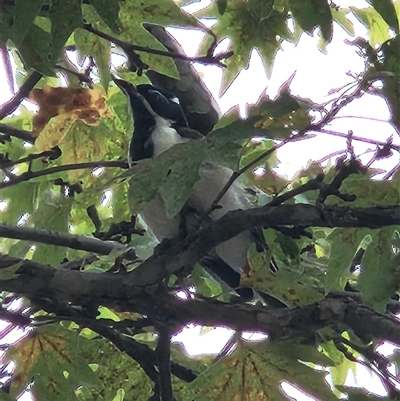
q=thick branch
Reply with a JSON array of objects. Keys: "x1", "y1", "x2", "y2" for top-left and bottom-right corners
[
  {"x1": 1, "y1": 254, "x2": 399, "y2": 345},
  {"x1": 1, "y1": 204, "x2": 399, "y2": 288},
  {"x1": 0, "y1": 71, "x2": 42, "y2": 120},
  {"x1": 156, "y1": 329, "x2": 173, "y2": 401},
  {"x1": 127, "y1": 203, "x2": 400, "y2": 286}
]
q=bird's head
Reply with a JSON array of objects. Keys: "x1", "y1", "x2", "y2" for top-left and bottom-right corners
[
  {"x1": 113, "y1": 78, "x2": 188, "y2": 128},
  {"x1": 113, "y1": 78, "x2": 194, "y2": 162}
]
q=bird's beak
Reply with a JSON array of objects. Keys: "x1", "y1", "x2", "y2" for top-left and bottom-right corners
[
  {"x1": 112, "y1": 76, "x2": 137, "y2": 94},
  {"x1": 112, "y1": 77, "x2": 158, "y2": 119}
]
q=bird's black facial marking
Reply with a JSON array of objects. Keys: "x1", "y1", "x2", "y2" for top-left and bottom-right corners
[
  {"x1": 129, "y1": 134, "x2": 154, "y2": 162},
  {"x1": 137, "y1": 85, "x2": 188, "y2": 127}
]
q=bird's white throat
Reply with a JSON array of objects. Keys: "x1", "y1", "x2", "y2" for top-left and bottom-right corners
[{"x1": 151, "y1": 116, "x2": 188, "y2": 158}]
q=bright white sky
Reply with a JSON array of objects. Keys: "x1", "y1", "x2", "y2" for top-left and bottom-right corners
[{"x1": 1, "y1": 0, "x2": 399, "y2": 399}]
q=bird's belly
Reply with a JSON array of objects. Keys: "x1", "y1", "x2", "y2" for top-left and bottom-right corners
[
  {"x1": 140, "y1": 162, "x2": 254, "y2": 273},
  {"x1": 191, "y1": 163, "x2": 254, "y2": 272},
  {"x1": 140, "y1": 196, "x2": 180, "y2": 240}
]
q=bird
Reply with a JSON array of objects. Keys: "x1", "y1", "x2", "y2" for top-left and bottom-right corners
[{"x1": 114, "y1": 78, "x2": 267, "y2": 299}]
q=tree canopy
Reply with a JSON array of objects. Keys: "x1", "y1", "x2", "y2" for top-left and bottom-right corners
[{"x1": 0, "y1": 0, "x2": 400, "y2": 400}]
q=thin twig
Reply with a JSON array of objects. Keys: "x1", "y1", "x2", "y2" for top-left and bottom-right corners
[
  {"x1": 267, "y1": 174, "x2": 324, "y2": 206},
  {"x1": 0, "y1": 224, "x2": 130, "y2": 256},
  {"x1": 319, "y1": 128, "x2": 400, "y2": 152},
  {"x1": 209, "y1": 134, "x2": 314, "y2": 211},
  {"x1": 316, "y1": 149, "x2": 346, "y2": 164},
  {"x1": 335, "y1": 336, "x2": 400, "y2": 395},
  {"x1": 0, "y1": 160, "x2": 128, "y2": 189},
  {"x1": 0, "y1": 123, "x2": 35, "y2": 143},
  {"x1": 83, "y1": 23, "x2": 233, "y2": 68},
  {"x1": 208, "y1": 81, "x2": 367, "y2": 210},
  {"x1": 0, "y1": 149, "x2": 56, "y2": 169},
  {"x1": 0, "y1": 308, "x2": 31, "y2": 327},
  {"x1": 382, "y1": 162, "x2": 400, "y2": 180},
  {"x1": 59, "y1": 254, "x2": 99, "y2": 270},
  {"x1": 0, "y1": 71, "x2": 42, "y2": 120},
  {"x1": 0, "y1": 44, "x2": 14, "y2": 93},
  {"x1": 55, "y1": 64, "x2": 94, "y2": 86},
  {"x1": 333, "y1": 115, "x2": 390, "y2": 123}
]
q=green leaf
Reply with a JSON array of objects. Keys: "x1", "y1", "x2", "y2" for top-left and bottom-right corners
[
  {"x1": 159, "y1": 141, "x2": 206, "y2": 218},
  {"x1": 18, "y1": 23, "x2": 54, "y2": 75},
  {"x1": 74, "y1": 28, "x2": 111, "y2": 92},
  {"x1": 321, "y1": 340, "x2": 357, "y2": 395},
  {"x1": 89, "y1": 0, "x2": 121, "y2": 33},
  {"x1": 111, "y1": 389, "x2": 125, "y2": 401},
  {"x1": 0, "y1": 2, "x2": 15, "y2": 45},
  {"x1": 244, "y1": 245, "x2": 323, "y2": 307},
  {"x1": 117, "y1": 0, "x2": 200, "y2": 79},
  {"x1": 328, "y1": 174, "x2": 400, "y2": 207},
  {"x1": 60, "y1": 118, "x2": 110, "y2": 181},
  {"x1": 196, "y1": 3, "x2": 289, "y2": 93},
  {"x1": 126, "y1": 160, "x2": 165, "y2": 215},
  {"x1": 331, "y1": 7, "x2": 355, "y2": 36},
  {"x1": 13, "y1": 0, "x2": 45, "y2": 45},
  {"x1": 32, "y1": 188, "x2": 73, "y2": 265},
  {"x1": 5, "y1": 326, "x2": 101, "y2": 400},
  {"x1": 288, "y1": 0, "x2": 333, "y2": 42},
  {"x1": 205, "y1": 126, "x2": 245, "y2": 171},
  {"x1": 0, "y1": 182, "x2": 41, "y2": 225},
  {"x1": 49, "y1": 0, "x2": 82, "y2": 62},
  {"x1": 217, "y1": 0, "x2": 227, "y2": 15},
  {"x1": 128, "y1": 140, "x2": 206, "y2": 218},
  {"x1": 337, "y1": 385, "x2": 397, "y2": 401},
  {"x1": 205, "y1": 89, "x2": 311, "y2": 169},
  {"x1": 351, "y1": 6, "x2": 391, "y2": 45},
  {"x1": 192, "y1": 340, "x2": 338, "y2": 401},
  {"x1": 76, "y1": 335, "x2": 153, "y2": 400},
  {"x1": 326, "y1": 228, "x2": 369, "y2": 291},
  {"x1": 358, "y1": 228, "x2": 400, "y2": 311},
  {"x1": 247, "y1": 0, "x2": 274, "y2": 20},
  {"x1": 239, "y1": 138, "x2": 276, "y2": 170},
  {"x1": 367, "y1": 0, "x2": 399, "y2": 33},
  {"x1": 379, "y1": 35, "x2": 400, "y2": 132},
  {"x1": 0, "y1": 259, "x2": 23, "y2": 280}
]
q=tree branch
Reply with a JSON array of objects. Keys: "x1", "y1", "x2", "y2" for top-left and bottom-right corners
[
  {"x1": 0, "y1": 123, "x2": 35, "y2": 143},
  {"x1": 209, "y1": 134, "x2": 313, "y2": 211},
  {"x1": 0, "y1": 160, "x2": 129, "y2": 189},
  {"x1": 0, "y1": 71, "x2": 42, "y2": 120},
  {"x1": 1, "y1": 254, "x2": 399, "y2": 345},
  {"x1": 83, "y1": 23, "x2": 233, "y2": 68},
  {"x1": 156, "y1": 328, "x2": 174, "y2": 401},
  {"x1": 319, "y1": 128, "x2": 400, "y2": 152},
  {"x1": 0, "y1": 225, "x2": 130, "y2": 256},
  {"x1": 127, "y1": 203, "x2": 400, "y2": 286},
  {"x1": 0, "y1": 149, "x2": 57, "y2": 169},
  {"x1": 1, "y1": 204, "x2": 399, "y2": 288}
]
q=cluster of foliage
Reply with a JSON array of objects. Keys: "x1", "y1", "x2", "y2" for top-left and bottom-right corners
[{"x1": 0, "y1": 0, "x2": 399, "y2": 400}]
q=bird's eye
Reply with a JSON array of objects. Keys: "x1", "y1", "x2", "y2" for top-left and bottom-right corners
[{"x1": 148, "y1": 89, "x2": 169, "y2": 105}]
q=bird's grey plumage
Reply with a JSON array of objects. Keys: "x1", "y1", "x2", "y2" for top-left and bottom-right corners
[{"x1": 140, "y1": 165, "x2": 255, "y2": 272}]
